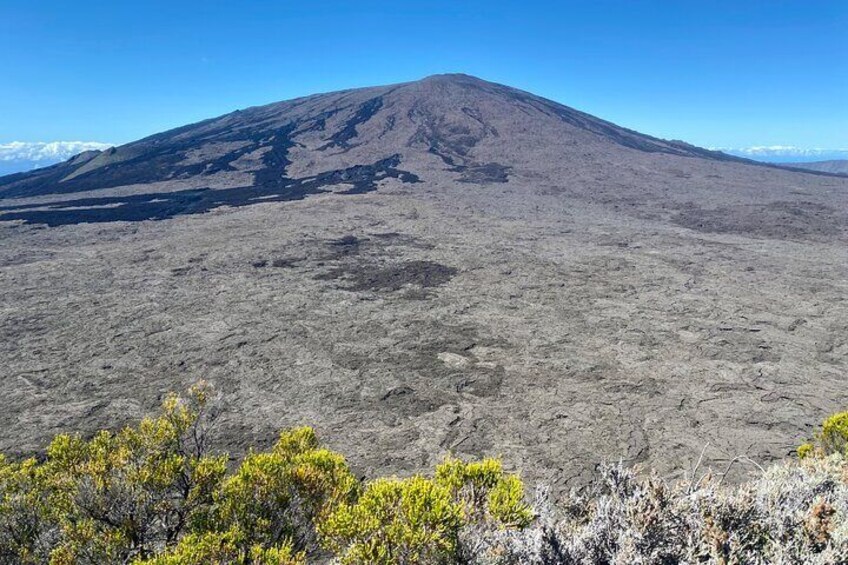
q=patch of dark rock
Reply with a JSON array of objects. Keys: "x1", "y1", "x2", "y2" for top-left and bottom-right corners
[
  {"x1": 304, "y1": 154, "x2": 421, "y2": 196},
  {"x1": 460, "y1": 106, "x2": 499, "y2": 137},
  {"x1": 331, "y1": 235, "x2": 361, "y2": 248},
  {"x1": 381, "y1": 386, "x2": 414, "y2": 400},
  {"x1": 378, "y1": 115, "x2": 396, "y2": 138},
  {"x1": 0, "y1": 113, "x2": 421, "y2": 212},
  {"x1": 407, "y1": 111, "x2": 489, "y2": 170},
  {"x1": 251, "y1": 259, "x2": 268, "y2": 268},
  {"x1": 367, "y1": 232, "x2": 434, "y2": 250},
  {"x1": 457, "y1": 162, "x2": 511, "y2": 183},
  {"x1": 271, "y1": 258, "x2": 299, "y2": 268},
  {"x1": 293, "y1": 106, "x2": 346, "y2": 135},
  {"x1": 788, "y1": 318, "x2": 806, "y2": 332},
  {"x1": 1, "y1": 123, "x2": 297, "y2": 199},
  {"x1": 0, "y1": 155, "x2": 419, "y2": 227},
  {"x1": 315, "y1": 260, "x2": 457, "y2": 292},
  {"x1": 322, "y1": 235, "x2": 364, "y2": 260},
  {"x1": 318, "y1": 97, "x2": 384, "y2": 150},
  {"x1": 427, "y1": 145, "x2": 460, "y2": 167},
  {"x1": 409, "y1": 119, "x2": 508, "y2": 184}
]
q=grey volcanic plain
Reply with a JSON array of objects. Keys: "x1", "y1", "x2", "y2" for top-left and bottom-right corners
[{"x1": 1, "y1": 74, "x2": 847, "y2": 493}]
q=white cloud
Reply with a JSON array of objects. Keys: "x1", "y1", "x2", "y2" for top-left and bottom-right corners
[
  {"x1": 712, "y1": 146, "x2": 848, "y2": 163},
  {"x1": 0, "y1": 141, "x2": 113, "y2": 163}
]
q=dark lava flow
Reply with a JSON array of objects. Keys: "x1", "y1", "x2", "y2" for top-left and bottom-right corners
[{"x1": 0, "y1": 155, "x2": 419, "y2": 227}]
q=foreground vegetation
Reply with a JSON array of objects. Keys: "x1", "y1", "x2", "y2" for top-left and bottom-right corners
[{"x1": 1, "y1": 383, "x2": 846, "y2": 564}]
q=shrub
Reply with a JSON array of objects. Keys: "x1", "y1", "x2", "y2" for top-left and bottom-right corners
[
  {"x1": 799, "y1": 442, "x2": 816, "y2": 459},
  {"x1": 0, "y1": 455, "x2": 57, "y2": 564},
  {"x1": 820, "y1": 412, "x2": 848, "y2": 456},
  {"x1": 434, "y1": 456, "x2": 533, "y2": 527},
  {"x1": 131, "y1": 528, "x2": 305, "y2": 565},
  {"x1": 0, "y1": 385, "x2": 362, "y2": 564},
  {"x1": 2, "y1": 383, "x2": 846, "y2": 564},
  {"x1": 799, "y1": 410, "x2": 848, "y2": 459},
  {"x1": 459, "y1": 457, "x2": 848, "y2": 564},
  {"x1": 319, "y1": 475, "x2": 463, "y2": 564},
  {"x1": 45, "y1": 382, "x2": 228, "y2": 564},
  {"x1": 211, "y1": 427, "x2": 358, "y2": 554},
  {"x1": 318, "y1": 457, "x2": 532, "y2": 564}
]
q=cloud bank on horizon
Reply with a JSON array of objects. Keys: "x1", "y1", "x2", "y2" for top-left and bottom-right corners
[
  {"x1": 718, "y1": 146, "x2": 848, "y2": 163},
  {"x1": 0, "y1": 141, "x2": 113, "y2": 162},
  {"x1": 0, "y1": 141, "x2": 113, "y2": 176}
]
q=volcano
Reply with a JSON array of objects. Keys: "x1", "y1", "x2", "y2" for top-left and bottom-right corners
[
  {"x1": 1, "y1": 75, "x2": 847, "y2": 492},
  {"x1": 1, "y1": 73, "x2": 754, "y2": 225}
]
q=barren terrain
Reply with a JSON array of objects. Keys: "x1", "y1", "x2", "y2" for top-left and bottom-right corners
[{"x1": 1, "y1": 75, "x2": 847, "y2": 493}]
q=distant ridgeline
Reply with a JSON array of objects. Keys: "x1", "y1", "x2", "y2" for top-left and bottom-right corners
[{"x1": 0, "y1": 73, "x2": 779, "y2": 228}]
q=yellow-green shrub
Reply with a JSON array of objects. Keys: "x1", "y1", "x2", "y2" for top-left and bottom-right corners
[
  {"x1": 212, "y1": 427, "x2": 359, "y2": 554},
  {"x1": 0, "y1": 455, "x2": 56, "y2": 564},
  {"x1": 318, "y1": 457, "x2": 531, "y2": 564},
  {"x1": 0, "y1": 384, "x2": 533, "y2": 565},
  {"x1": 131, "y1": 528, "x2": 305, "y2": 565},
  {"x1": 44, "y1": 382, "x2": 228, "y2": 563},
  {"x1": 319, "y1": 476, "x2": 463, "y2": 564},
  {"x1": 819, "y1": 411, "x2": 848, "y2": 455},
  {"x1": 798, "y1": 410, "x2": 848, "y2": 458},
  {"x1": 486, "y1": 475, "x2": 533, "y2": 527},
  {"x1": 435, "y1": 456, "x2": 532, "y2": 527},
  {"x1": 797, "y1": 442, "x2": 815, "y2": 459}
]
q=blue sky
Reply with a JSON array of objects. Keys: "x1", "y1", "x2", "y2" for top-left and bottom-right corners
[{"x1": 1, "y1": 0, "x2": 846, "y2": 155}]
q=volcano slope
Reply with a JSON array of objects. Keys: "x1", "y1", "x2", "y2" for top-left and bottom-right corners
[{"x1": 1, "y1": 74, "x2": 847, "y2": 493}]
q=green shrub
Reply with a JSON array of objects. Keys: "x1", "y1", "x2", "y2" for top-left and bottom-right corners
[
  {"x1": 319, "y1": 475, "x2": 463, "y2": 564},
  {"x1": 819, "y1": 411, "x2": 848, "y2": 456},
  {"x1": 435, "y1": 456, "x2": 532, "y2": 527},
  {"x1": 0, "y1": 383, "x2": 533, "y2": 564},
  {"x1": 797, "y1": 442, "x2": 815, "y2": 459},
  {"x1": 45, "y1": 382, "x2": 228, "y2": 564},
  {"x1": 5, "y1": 383, "x2": 848, "y2": 564},
  {"x1": 0, "y1": 455, "x2": 56, "y2": 564},
  {"x1": 318, "y1": 457, "x2": 532, "y2": 564},
  {"x1": 212, "y1": 428, "x2": 358, "y2": 554},
  {"x1": 798, "y1": 410, "x2": 848, "y2": 458},
  {"x1": 486, "y1": 475, "x2": 532, "y2": 527},
  {"x1": 132, "y1": 528, "x2": 304, "y2": 565}
]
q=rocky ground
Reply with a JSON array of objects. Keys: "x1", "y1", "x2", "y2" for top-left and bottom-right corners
[
  {"x1": 2, "y1": 165, "x2": 847, "y2": 494},
  {"x1": 1, "y1": 75, "x2": 847, "y2": 495}
]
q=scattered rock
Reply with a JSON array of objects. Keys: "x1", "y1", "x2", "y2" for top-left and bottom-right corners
[
  {"x1": 438, "y1": 352, "x2": 472, "y2": 368},
  {"x1": 271, "y1": 258, "x2": 298, "y2": 268}
]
